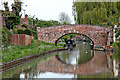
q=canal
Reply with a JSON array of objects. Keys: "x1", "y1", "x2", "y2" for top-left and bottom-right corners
[{"x1": 2, "y1": 41, "x2": 113, "y2": 79}]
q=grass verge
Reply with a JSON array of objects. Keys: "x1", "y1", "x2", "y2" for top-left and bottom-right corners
[{"x1": 1, "y1": 40, "x2": 62, "y2": 63}]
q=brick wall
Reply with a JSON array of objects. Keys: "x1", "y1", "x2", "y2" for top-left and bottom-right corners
[{"x1": 11, "y1": 34, "x2": 31, "y2": 46}]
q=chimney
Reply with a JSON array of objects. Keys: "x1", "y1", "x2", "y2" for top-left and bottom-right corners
[{"x1": 25, "y1": 14, "x2": 28, "y2": 25}]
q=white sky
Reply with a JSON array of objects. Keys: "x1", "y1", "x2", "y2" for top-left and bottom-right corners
[{"x1": 0, "y1": 0, "x2": 75, "y2": 24}]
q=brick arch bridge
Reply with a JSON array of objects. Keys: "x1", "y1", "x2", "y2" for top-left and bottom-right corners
[
  {"x1": 37, "y1": 25, "x2": 112, "y2": 47},
  {"x1": 54, "y1": 33, "x2": 94, "y2": 45}
]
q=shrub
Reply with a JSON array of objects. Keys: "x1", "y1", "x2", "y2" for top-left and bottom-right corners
[
  {"x1": 16, "y1": 29, "x2": 33, "y2": 36},
  {"x1": 22, "y1": 24, "x2": 28, "y2": 28},
  {"x1": 17, "y1": 29, "x2": 24, "y2": 34},
  {"x1": 2, "y1": 28, "x2": 8, "y2": 42},
  {"x1": 24, "y1": 29, "x2": 32, "y2": 36},
  {"x1": 2, "y1": 27, "x2": 12, "y2": 43},
  {"x1": 13, "y1": 29, "x2": 18, "y2": 34},
  {"x1": 33, "y1": 31, "x2": 37, "y2": 39},
  {"x1": 31, "y1": 39, "x2": 34, "y2": 43},
  {"x1": 115, "y1": 30, "x2": 120, "y2": 38}
]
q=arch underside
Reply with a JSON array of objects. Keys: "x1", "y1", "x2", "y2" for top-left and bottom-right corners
[{"x1": 55, "y1": 33, "x2": 94, "y2": 45}]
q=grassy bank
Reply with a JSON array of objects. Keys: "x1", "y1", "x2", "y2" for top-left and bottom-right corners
[
  {"x1": 1, "y1": 40, "x2": 62, "y2": 63},
  {"x1": 2, "y1": 52, "x2": 59, "y2": 78},
  {"x1": 77, "y1": 72, "x2": 113, "y2": 78}
]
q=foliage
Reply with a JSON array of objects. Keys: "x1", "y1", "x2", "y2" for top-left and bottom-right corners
[
  {"x1": 2, "y1": 1, "x2": 22, "y2": 30},
  {"x1": 2, "y1": 51, "x2": 59, "y2": 78},
  {"x1": 28, "y1": 16, "x2": 61, "y2": 39},
  {"x1": 16, "y1": 29, "x2": 32, "y2": 36},
  {"x1": 17, "y1": 29, "x2": 24, "y2": 34},
  {"x1": 1, "y1": 40, "x2": 62, "y2": 63},
  {"x1": 24, "y1": 28, "x2": 32, "y2": 36},
  {"x1": 28, "y1": 16, "x2": 61, "y2": 29},
  {"x1": 59, "y1": 12, "x2": 71, "y2": 24},
  {"x1": 32, "y1": 30, "x2": 37, "y2": 39},
  {"x1": 113, "y1": 38, "x2": 120, "y2": 77},
  {"x1": 2, "y1": 27, "x2": 12, "y2": 43},
  {"x1": 73, "y1": 2, "x2": 120, "y2": 26},
  {"x1": 113, "y1": 41, "x2": 120, "y2": 61},
  {"x1": 115, "y1": 28, "x2": 120, "y2": 38},
  {"x1": 3, "y1": 2, "x2": 9, "y2": 12},
  {"x1": 5, "y1": 14, "x2": 20, "y2": 29},
  {"x1": 13, "y1": 29, "x2": 18, "y2": 34},
  {"x1": 22, "y1": 24, "x2": 28, "y2": 28}
]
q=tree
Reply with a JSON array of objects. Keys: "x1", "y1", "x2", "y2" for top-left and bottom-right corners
[
  {"x1": 72, "y1": 2, "x2": 120, "y2": 26},
  {"x1": 2, "y1": 1, "x2": 22, "y2": 29},
  {"x1": 59, "y1": 12, "x2": 71, "y2": 24}
]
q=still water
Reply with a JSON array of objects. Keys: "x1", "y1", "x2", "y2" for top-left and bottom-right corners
[
  {"x1": 2, "y1": 41, "x2": 112, "y2": 78},
  {"x1": 57, "y1": 41, "x2": 93, "y2": 66}
]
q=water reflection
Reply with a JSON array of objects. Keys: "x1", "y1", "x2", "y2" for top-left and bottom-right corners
[
  {"x1": 20, "y1": 72, "x2": 75, "y2": 79},
  {"x1": 2, "y1": 41, "x2": 113, "y2": 79},
  {"x1": 57, "y1": 41, "x2": 93, "y2": 66}
]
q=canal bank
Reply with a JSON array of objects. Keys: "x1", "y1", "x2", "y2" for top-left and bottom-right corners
[
  {"x1": 1, "y1": 41, "x2": 114, "y2": 78},
  {"x1": 0, "y1": 48, "x2": 68, "y2": 72},
  {"x1": 1, "y1": 40, "x2": 63, "y2": 63}
]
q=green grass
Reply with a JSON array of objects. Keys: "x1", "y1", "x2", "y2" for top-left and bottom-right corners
[
  {"x1": 77, "y1": 72, "x2": 113, "y2": 78},
  {"x1": 1, "y1": 40, "x2": 62, "y2": 63},
  {"x1": 2, "y1": 52, "x2": 59, "y2": 78}
]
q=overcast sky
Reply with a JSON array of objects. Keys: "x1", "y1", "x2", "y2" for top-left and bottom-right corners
[{"x1": 1, "y1": 0, "x2": 75, "y2": 24}]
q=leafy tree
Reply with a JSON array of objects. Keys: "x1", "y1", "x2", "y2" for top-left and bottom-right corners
[
  {"x1": 22, "y1": 24, "x2": 28, "y2": 28},
  {"x1": 5, "y1": 14, "x2": 20, "y2": 29},
  {"x1": 113, "y1": 27, "x2": 120, "y2": 77},
  {"x1": 2, "y1": 1, "x2": 22, "y2": 30},
  {"x1": 28, "y1": 16, "x2": 61, "y2": 28},
  {"x1": 72, "y1": 2, "x2": 119, "y2": 26},
  {"x1": 59, "y1": 12, "x2": 72, "y2": 24}
]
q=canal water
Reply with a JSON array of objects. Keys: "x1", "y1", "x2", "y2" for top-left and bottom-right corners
[{"x1": 2, "y1": 41, "x2": 113, "y2": 79}]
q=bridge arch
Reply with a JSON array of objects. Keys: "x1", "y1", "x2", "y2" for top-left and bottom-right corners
[
  {"x1": 37, "y1": 25, "x2": 111, "y2": 48},
  {"x1": 55, "y1": 33, "x2": 94, "y2": 46}
]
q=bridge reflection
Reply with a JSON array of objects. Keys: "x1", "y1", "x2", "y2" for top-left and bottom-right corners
[{"x1": 37, "y1": 51, "x2": 112, "y2": 74}]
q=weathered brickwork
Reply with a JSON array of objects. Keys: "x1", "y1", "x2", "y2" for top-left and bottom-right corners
[
  {"x1": 37, "y1": 25, "x2": 111, "y2": 47},
  {"x1": 11, "y1": 34, "x2": 31, "y2": 46}
]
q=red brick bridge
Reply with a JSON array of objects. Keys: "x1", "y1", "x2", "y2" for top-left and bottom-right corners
[
  {"x1": 37, "y1": 51, "x2": 111, "y2": 74},
  {"x1": 37, "y1": 25, "x2": 112, "y2": 47}
]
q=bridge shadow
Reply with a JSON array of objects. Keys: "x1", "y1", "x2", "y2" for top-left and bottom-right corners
[{"x1": 37, "y1": 51, "x2": 111, "y2": 74}]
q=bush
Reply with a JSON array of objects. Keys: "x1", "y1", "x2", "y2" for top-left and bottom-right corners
[
  {"x1": 33, "y1": 30, "x2": 37, "y2": 39},
  {"x1": 2, "y1": 27, "x2": 12, "y2": 43},
  {"x1": 16, "y1": 28, "x2": 33, "y2": 36},
  {"x1": 115, "y1": 30, "x2": 120, "y2": 38},
  {"x1": 13, "y1": 29, "x2": 18, "y2": 34},
  {"x1": 17, "y1": 29, "x2": 24, "y2": 34},
  {"x1": 31, "y1": 39, "x2": 34, "y2": 43},
  {"x1": 2, "y1": 28, "x2": 8, "y2": 42},
  {"x1": 22, "y1": 24, "x2": 28, "y2": 28},
  {"x1": 24, "y1": 29, "x2": 32, "y2": 36}
]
